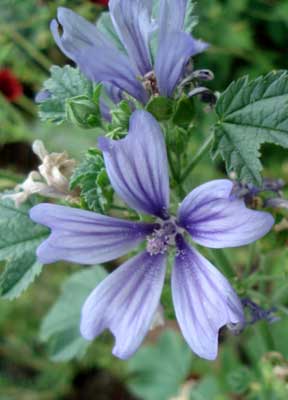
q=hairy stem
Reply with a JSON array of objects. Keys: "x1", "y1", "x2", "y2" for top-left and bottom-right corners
[{"x1": 180, "y1": 132, "x2": 214, "y2": 183}]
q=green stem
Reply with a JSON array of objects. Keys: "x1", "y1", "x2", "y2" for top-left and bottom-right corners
[
  {"x1": 180, "y1": 132, "x2": 214, "y2": 183},
  {"x1": 167, "y1": 146, "x2": 179, "y2": 183},
  {"x1": 209, "y1": 248, "x2": 235, "y2": 278},
  {"x1": 1, "y1": 25, "x2": 51, "y2": 71}
]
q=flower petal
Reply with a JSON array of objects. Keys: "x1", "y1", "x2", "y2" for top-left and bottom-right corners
[
  {"x1": 158, "y1": 0, "x2": 187, "y2": 39},
  {"x1": 98, "y1": 110, "x2": 170, "y2": 218},
  {"x1": 80, "y1": 251, "x2": 166, "y2": 359},
  {"x1": 109, "y1": 0, "x2": 153, "y2": 75},
  {"x1": 177, "y1": 179, "x2": 274, "y2": 248},
  {"x1": 30, "y1": 204, "x2": 156, "y2": 264},
  {"x1": 51, "y1": 7, "x2": 148, "y2": 103},
  {"x1": 155, "y1": 32, "x2": 208, "y2": 97},
  {"x1": 172, "y1": 236, "x2": 244, "y2": 360}
]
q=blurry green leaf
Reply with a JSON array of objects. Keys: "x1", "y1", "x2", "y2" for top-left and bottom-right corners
[
  {"x1": 146, "y1": 96, "x2": 174, "y2": 121},
  {"x1": 212, "y1": 71, "x2": 288, "y2": 185},
  {"x1": 40, "y1": 266, "x2": 107, "y2": 362},
  {"x1": 184, "y1": 0, "x2": 198, "y2": 34},
  {"x1": 227, "y1": 367, "x2": 253, "y2": 395},
  {"x1": 70, "y1": 150, "x2": 114, "y2": 213},
  {"x1": 0, "y1": 198, "x2": 49, "y2": 299},
  {"x1": 128, "y1": 330, "x2": 192, "y2": 400},
  {"x1": 38, "y1": 66, "x2": 94, "y2": 125},
  {"x1": 189, "y1": 376, "x2": 222, "y2": 400}
]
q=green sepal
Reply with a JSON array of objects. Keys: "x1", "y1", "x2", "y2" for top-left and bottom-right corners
[
  {"x1": 146, "y1": 96, "x2": 174, "y2": 121},
  {"x1": 70, "y1": 151, "x2": 114, "y2": 213},
  {"x1": 172, "y1": 94, "x2": 195, "y2": 128}
]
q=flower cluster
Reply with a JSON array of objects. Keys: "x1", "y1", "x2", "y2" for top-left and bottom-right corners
[{"x1": 23, "y1": 0, "x2": 276, "y2": 361}]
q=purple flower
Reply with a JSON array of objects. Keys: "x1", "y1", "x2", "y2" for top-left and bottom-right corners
[
  {"x1": 30, "y1": 111, "x2": 274, "y2": 360},
  {"x1": 50, "y1": 0, "x2": 208, "y2": 111}
]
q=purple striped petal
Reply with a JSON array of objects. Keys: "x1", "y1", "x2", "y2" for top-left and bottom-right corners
[
  {"x1": 158, "y1": 0, "x2": 187, "y2": 40},
  {"x1": 98, "y1": 110, "x2": 170, "y2": 219},
  {"x1": 30, "y1": 204, "x2": 156, "y2": 264},
  {"x1": 177, "y1": 180, "x2": 274, "y2": 248},
  {"x1": 109, "y1": 0, "x2": 153, "y2": 75},
  {"x1": 51, "y1": 7, "x2": 148, "y2": 103},
  {"x1": 80, "y1": 251, "x2": 166, "y2": 359},
  {"x1": 155, "y1": 32, "x2": 208, "y2": 97},
  {"x1": 172, "y1": 236, "x2": 244, "y2": 360}
]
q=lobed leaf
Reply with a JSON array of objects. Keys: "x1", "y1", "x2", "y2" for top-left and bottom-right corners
[
  {"x1": 212, "y1": 71, "x2": 288, "y2": 184},
  {"x1": 40, "y1": 266, "x2": 107, "y2": 362},
  {"x1": 0, "y1": 198, "x2": 49, "y2": 299}
]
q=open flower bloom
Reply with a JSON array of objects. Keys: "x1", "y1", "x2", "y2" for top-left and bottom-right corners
[
  {"x1": 51, "y1": 0, "x2": 208, "y2": 112},
  {"x1": 30, "y1": 111, "x2": 274, "y2": 360}
]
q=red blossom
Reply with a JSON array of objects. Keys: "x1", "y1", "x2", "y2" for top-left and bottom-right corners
[
  {"x1": 90, "y1": 0, "x2": 109, "y2": 6},
  {"x1": 0, "y1": 69, "x2": 23, "y2": 102}
]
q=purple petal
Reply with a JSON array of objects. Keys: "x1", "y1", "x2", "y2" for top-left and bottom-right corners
[
  {"x1": 109, "y1": 0, "x2": 153, "y2": 75},
  {"x1": 80, "y1": 251, "x2": 166, "y2": 359},
  {"x1": 98, "y1": 110, "x2": 170, "y2": 219},
  {"x1": 177, "y1": 180, "x2": 274, "y2": 248},
  {"x1": 51, "y1": 8, "x2": 148, "y2": 103},
  {"x1": 99, "y1": 82, "x2": 125, "y2": 121},
  {"x1": 30, "y1": 204, "x2": 156, "y2": 264},
  {"x1": 158, "y1": 0, "x2": 187, "y2": 39},
  {"x1": 155, "y1": 32, "x2": 208, "y2": 97},
  {"x1": 172, "y1": 236, "x2": 244, "y2": 360}
]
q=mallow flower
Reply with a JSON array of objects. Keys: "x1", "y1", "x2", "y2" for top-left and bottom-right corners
[
  {"x1": 50, "y1": 0, "x2": 208, "y2": 112},
  {"x1": 30, "y1": 110, "x2": 274, "y2": 360}
]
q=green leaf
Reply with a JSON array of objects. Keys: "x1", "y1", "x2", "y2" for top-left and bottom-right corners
[
  {"x1": 109, "y1": 100, "x2": 132, "y2": 134},
  {"x1": 70, "y1": 151, "x2": 114, "y2": 213},
  {"x1": 38, "y1": 66, "x2": 94, "y2": 125},
  {"x1": 128, "y1": 330, "x2": 192, "y2": 400},
  {"x1": 146, "y1": 96, "x2": 174, "y2": 121},
  {"x1": 189, "y1": 376, "x2": 222, "y2": 400},
  {"x1": 172, "y1": 94, "x2": 195, "y2": 127},
  {"x1": 66, "y1": 84, "x2": 102, "y2": 129},
  {"x1": 0, "y1": 198, "x2": 49, "y2": 299},
  {"x1": 212, "y1": 71, "x2": 288, "y2": 184},
  {"x1": 184, "y1": 0, "x2": 198, "y2": 34},
  {"x1": 40, "y1": 266, "x2": 107, "y2": 362},
  {"x1": 226, "y1": 367, "x2": 253, "y2": 395}
]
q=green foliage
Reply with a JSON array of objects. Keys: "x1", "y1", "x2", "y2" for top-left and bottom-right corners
[
  {"x1": 128, "y1": 330, "x2": 192, "y2": 400},
  {"x1": 212, "y1": 71, "x2": 288, "y2": 185},
  {"x1": 70, "y1": 150, "x2": 114, "y2": 213},
  {"x1": 38, "y1": 66, "x2": 94, "y2": 125},
  {"x1": 108, "y1": 100, "x2": 133, "y2": 135},
  {"x1": 40, "y1": 265, "x2": 107, "y2": 362},
  {"x1": 184, "y1": 0, "x2": 198, "y2": 34},
  {"x1": 146, "y1": 96, "x2": 174, "y2": 121},
  {"x1": 0, "y1": 198, "x2": 49, "y2": 299},
  {"x1": 66, "y1": 84, "x2": 103, "y2": 129},
  {"x1": 189, "y1": 376, "x2": 222, "y2": 400},
  {"x1": 172, "y1": 94, "x2": 195, "y2": 128}
]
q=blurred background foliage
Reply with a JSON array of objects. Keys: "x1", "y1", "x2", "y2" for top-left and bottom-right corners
[{"x1": 0, "y1": 0, "x2": 288, "y2": 399}]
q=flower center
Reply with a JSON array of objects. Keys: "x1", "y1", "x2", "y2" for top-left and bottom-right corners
[
  {"x1": 142, "y1": 71, "x2": 159, "y2": 96},
  {"x1": 146, "y1": 219, "x2": 179, "y2": 256}
]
